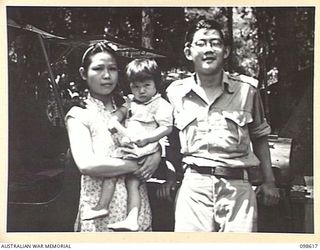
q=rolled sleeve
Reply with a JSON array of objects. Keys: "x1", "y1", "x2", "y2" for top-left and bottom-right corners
[
  {"x1": 249, "y1": 118, "x2": 271, "y2": 138},
  {"x1": 248, "y1": 90, "x2": 271, "y2": 139}
]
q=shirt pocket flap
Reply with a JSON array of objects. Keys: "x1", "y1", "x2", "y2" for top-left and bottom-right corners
[
  {"x1": 175, "y1": 111, "x2": 197, "y2": 130},
  {"x1": 222, "y1": 111, "x2": 253, "y2": 127}
]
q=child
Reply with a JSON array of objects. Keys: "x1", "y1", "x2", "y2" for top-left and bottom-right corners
[{"x1": 83, "y1": 58, "x2": 173, "y2": 231}]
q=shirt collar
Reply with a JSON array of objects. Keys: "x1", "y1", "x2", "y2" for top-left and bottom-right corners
[
  {"x1": 182, "y1": 71, "x2": 234, "y2": 98},
  {"x1": 130, "y1": 92, "x2": 161, "y2": 105}
]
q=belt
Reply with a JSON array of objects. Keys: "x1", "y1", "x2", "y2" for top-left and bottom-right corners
[{"x1": 187, "y1": 164, "x2": 246, "y2": 180}]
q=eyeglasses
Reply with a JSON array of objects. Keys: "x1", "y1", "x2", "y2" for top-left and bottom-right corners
[{"x1": 191, "y1": 39, "x2": 224, "y2": 50}]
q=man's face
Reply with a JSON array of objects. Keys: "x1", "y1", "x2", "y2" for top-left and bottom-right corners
[{"x1": 184, "y1": 28, "x2": 230, "y2": 76}]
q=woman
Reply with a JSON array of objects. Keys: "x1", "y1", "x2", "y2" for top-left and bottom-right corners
[{"x1": 65, "y1": 42, "x2": 160, "y2": 231}]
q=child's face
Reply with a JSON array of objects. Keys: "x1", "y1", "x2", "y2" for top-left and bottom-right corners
[
  {"x1": 130, "y1": 79, "x2": 157, "y2": 103},
  {"x1": 80, "y1": 51, "x2": 119, "y2": 100}
]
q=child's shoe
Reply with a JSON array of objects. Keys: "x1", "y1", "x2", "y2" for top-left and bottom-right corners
[{"x1": 107, "y1": 219, "x2": 139, "y2": 231}]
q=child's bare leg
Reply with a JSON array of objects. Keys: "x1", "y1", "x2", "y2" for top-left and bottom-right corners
[
  {"x1": 108, "y1": 175, "x2": 140, "y2": 231},
  {"x1": 96, "y1": 177, "x2": 117, "y2": 209},
  {"x1": 82, "y1": 178, "x2": 117, "y2": 220},
  {"x1": 126, "y1": 175, "x2": 141, "y2": 227}
]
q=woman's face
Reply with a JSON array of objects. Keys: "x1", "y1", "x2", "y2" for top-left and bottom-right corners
[{"x1": 80, "y1": 51, "x2": 119, "y2": 101}]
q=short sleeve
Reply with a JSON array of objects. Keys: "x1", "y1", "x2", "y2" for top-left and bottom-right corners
[
  {"x1": 65, "y1": 106, "x2": 91, "y2": 128},
  {"x1": 248, "y1": 90, "x2": 271, "y2": 139},
  {"x1": 154, "y1": 97, "x2": 174, "y2": 127}
]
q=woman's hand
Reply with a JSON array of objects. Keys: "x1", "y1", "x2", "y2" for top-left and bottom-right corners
[{"x1": 133, "y1": 150, "x2": 161, "y2": 181}]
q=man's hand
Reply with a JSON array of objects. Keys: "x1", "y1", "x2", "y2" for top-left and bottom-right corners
[
  {"x1": 133, "y1": 150, "x2": 161, "y2": 181},
  {"x1": 156, "y1": 160, "x2": 177, "y2": 202},
  {"x1": 156, "y1": 179, "x2": 177, "y2": 202},
  {"x1": 256, "y1": 181, "x2": 280, "y2": 206}
]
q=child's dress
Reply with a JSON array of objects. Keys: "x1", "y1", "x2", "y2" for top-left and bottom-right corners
[{"x1": 113, "y1": 93, "x2": 173, "y2": 159}]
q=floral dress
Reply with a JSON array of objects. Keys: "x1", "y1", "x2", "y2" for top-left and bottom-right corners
[{"x1": 65, "y1": 95, "x2": 152, "y2": 232}]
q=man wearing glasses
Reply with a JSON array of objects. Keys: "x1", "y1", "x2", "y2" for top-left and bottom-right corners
[{"x1": 166, "y1": 18, "x2": 280, "y2": 232}]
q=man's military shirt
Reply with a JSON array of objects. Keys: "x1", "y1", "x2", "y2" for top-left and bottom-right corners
[{"x1": 166, "y1": 71, "x2": 271, "y2": 168}]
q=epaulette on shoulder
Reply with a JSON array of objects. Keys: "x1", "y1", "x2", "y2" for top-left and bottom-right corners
[
  {"x1": 166, "y1": 77, "x2": 190, "y2": 91},
  {"x1": 228, "y1": 72, "x2": 259, "y2": 88}
]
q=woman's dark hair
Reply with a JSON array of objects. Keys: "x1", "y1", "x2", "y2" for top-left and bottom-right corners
[
  {"x1": 81, "y1": 41, "x2": 119, "y2": 70},
  {"x1": 81, "y1": 41, "x2": 125, "y2": 107},
  {"x1": 125, "y1": 58, "x2": 162, "y2": 91},
  {"x1": 185, "y1": 18, "x2": 228, "y2": 46}
]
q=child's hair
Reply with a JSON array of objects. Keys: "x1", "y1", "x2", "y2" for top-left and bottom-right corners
[
  {"x1": 125, "y1": 58, "x2": 162, "y2": 91},
  {"x1": 81, "y1": 41, "x2": 119, "y2": 71},
  {"x1": 81, "y1": 41, "x2": 124, "y2": 107},
  {"x1": 185, "y1": 18, "x2": 228, "y2": 46}
]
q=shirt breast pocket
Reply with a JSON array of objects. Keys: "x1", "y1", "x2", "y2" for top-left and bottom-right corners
[
  {"x1": 174, "y1": 111, "x2": 197, "y2": 131},
  {"x1": 221, "y1": 111, "x2": 253, "y2": 144}
]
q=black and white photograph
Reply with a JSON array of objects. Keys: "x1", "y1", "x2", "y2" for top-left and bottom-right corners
[{"x1": 4, "y1": 5, "x2": 316, "y2": 240}]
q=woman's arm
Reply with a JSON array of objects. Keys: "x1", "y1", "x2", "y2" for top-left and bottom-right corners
[{"x1": 67, "y1": 117, "x2": 139, "y2": 177}]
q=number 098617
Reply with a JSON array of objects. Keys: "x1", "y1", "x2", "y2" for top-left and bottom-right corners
[{"x1": 300, "y1": 244, "x2": 318, "y2": 248}]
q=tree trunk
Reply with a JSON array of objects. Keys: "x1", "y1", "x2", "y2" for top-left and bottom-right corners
[
  {"x1": 141, "y1": 8, "x2": 154, "y2": 49},
  {"x1": 255, "y1": 8, "x2": 271, "y2": 123},
  {"x1": 274, "y1": 8, "x2": 299, "y2": 130},
  {"x1": 226, "y1": 7, "x2": 233, "y2": 71}
]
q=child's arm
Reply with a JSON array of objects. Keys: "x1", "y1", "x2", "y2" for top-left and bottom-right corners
[
  {"x1": 108, "y1": 106, "x2": 129, "y2": 136},
  {"x1": 113, "y1": 106, "x2": 127, "y2": 122},
  {"x1": 132, "y1": 125, "x2": 173, "y2": 147}
]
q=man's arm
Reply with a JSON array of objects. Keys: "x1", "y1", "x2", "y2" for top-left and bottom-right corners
[{"x1": 252, "y1": 136, "x2": 280, "y2": 206}]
